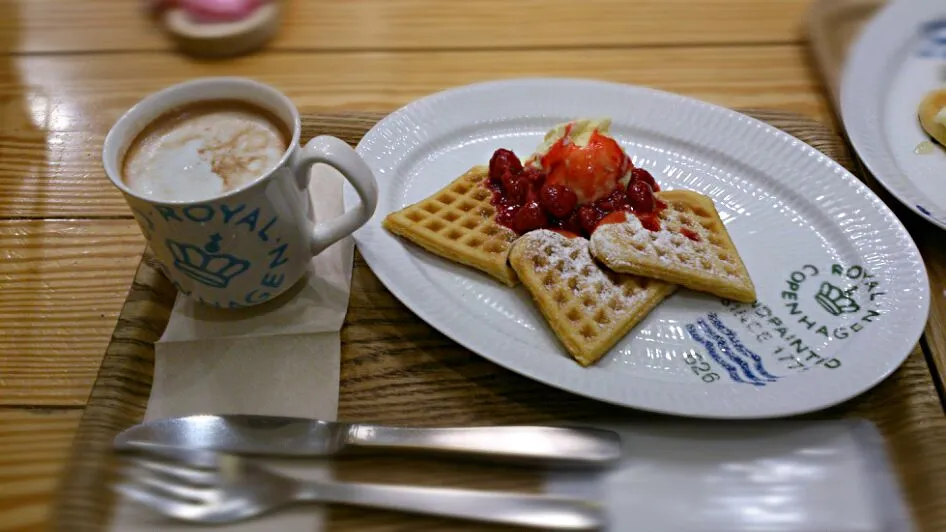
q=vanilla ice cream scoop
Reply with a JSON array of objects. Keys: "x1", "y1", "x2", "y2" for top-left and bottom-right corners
[{"x1": 527, "y1": 119, "x2": 633, "y2": 205}]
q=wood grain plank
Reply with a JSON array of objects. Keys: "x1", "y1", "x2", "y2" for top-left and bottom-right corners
[
  {"x1": 0, "y1": 44, "x2": 830, "y2": 218},
  {"x1": 917, "y1": 227, "x2": 946, "y2": 395},
  {"x1": 0, "y1": 408, "x2": 82, "y2": 531},
  {"x1": 0, "y1": 220, "x2": 144, "y2": 406},
  {"x1": 0, "y1": 0, "x2": 813, "y2": 54},
  {"x1": 806, "y1": 0, "x2": 883, "y2": 102},
  {"x1": 0, "y1": 132, "x2": 112, "y2": 219}
]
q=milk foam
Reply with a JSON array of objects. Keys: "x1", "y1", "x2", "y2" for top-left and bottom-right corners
[{"x1": 122, "y1": 102, "x2": 288, "y2": 202}]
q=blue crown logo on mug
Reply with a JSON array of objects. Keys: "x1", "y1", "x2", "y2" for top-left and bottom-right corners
[
  {"x1": 104, "y1": 78, "x2": 378, "y2": 308},
  {"x1": 167, "y1": 233, "x2": 251, "y2": 289}
]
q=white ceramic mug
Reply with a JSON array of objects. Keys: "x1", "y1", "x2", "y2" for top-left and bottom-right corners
[{"x1": 103, "y1": 77, "x2": 378, "y2": 308}]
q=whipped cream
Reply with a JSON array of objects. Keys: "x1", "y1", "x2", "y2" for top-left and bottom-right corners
[
  {"x1": 531, "y1": 118, "x2": 613, "y2": 162},
  {"x1": 935, "y1": 106, "x2": 946, "y2": 127}
]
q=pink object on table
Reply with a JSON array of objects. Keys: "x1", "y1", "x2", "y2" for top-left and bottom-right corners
[{"x1": 149, "y1": 0, "x2": 266, "y2": 23}]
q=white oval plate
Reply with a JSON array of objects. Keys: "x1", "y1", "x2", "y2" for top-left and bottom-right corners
[
  {"x1": 347, "y1": 78, "x2": 929, "y2": 419},
  {"x1": 842, "y1": 0, "x2": 946, "y2": 229}
]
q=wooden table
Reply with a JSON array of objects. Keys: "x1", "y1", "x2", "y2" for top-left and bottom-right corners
[{"x1": 1, "y1": 0, "x2": 943, "y2": 529}]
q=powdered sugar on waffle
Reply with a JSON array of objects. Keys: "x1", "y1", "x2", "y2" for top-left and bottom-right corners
[
  {"x1": 590, "y1": 207, "x2": 741, "y2": 280},
  {"x1": 516, "y1": 229, "x2": 655, "y2": 307},
  {"x1": 511, "y1": 228, "x2": 677, "y2": 365}
]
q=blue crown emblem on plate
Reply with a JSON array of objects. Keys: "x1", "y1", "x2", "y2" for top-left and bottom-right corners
[
  {"x1": 815, "y1": 282, "x2": 860, "y2": 316},
  {"x1": 918, "y1": 19, "x2": 946, "y2": 58},
  {"x1": 166, "y1": 233, "x2": 250, "y2": 288}
]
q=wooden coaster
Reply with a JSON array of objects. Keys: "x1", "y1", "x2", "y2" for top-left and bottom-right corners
[{"x1": 163, "y1": 1, "x2": 281, "y2": 58}]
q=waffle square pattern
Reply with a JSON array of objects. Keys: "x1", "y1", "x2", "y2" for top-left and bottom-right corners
[
  {"x1": 510, "y1": 230, "x2": 676, "y2": 366},
  {"x1": 383, "y1": 166, "x2": 519, "y2": 286},
  {"x1": 589, "y1": 189, "x2": 756, "y2": 303}
]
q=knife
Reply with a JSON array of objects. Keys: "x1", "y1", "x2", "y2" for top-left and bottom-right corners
[{"x1": 113, "y1": 415, "x2": 622, "y2": 467}]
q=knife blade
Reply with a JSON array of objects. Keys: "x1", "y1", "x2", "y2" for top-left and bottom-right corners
[{"x1": 113, "y1": 414, "x2": 622, "y2": 467}]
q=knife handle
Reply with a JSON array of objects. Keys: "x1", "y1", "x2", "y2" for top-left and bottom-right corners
[
  {"x1": 346, "y1": 425, "x2": 621, "y2": 467},
  {"x1": 298, "y1": 480, "x2": 604, "y2": 530}
]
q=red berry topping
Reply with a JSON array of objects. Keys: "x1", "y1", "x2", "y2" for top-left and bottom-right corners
[
  {"x1": 520, "y1": 166, "x2": 545, "y2": 185},
  {"x1": 559, "y1": 210, "x2": 585, "y2": 235},
  {"x1": 550, "y1": 229, "x2": 581, "y2": 239},
  {"x1": 681, "y1": 228, "x2": 701, "y2": 242},
  {"x1": 627, "y1": 180, "x2": 656, "y2": 213},
  {"x1": 539, "y1": 184, "x2": 578, "y2": 218},
  {"x1": 489, "y1": 149, "x2": 522, "y2": 182},
  {"x1": 495, "y1": 203, "x2": 519, "y2": 227},
  {"x1": 597, "y1": 211, "x2": 628, "y2": 226},
  {"x1": 513, "y1": 201, "x2": 548, "y2": 234},
  {"x1": 501, "y1": 170, "x2": 528, "y2": 205},
  {"x1": 639, "y1": 214, "x2": 661, "y2": 232},
  {"x1": 630, "y1": 167, "x2": 660, "y2": 192},
  {"x1": 577, "y1": 204, "x2": 604, "y2": 235},
  {"x1": 595, "y1": 189, "x2": 629, "y2": 213},
  {"x1": 486, "y1": 141, "x2": 665, "y2": 237}
]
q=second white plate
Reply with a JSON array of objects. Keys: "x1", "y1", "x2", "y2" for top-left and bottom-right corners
[
  {"x1": 348, "y1": 78, "x2": 929, "y2": 419},
  {"x1": 842, "y1": 0, "x2": 946, "y2": 229}
]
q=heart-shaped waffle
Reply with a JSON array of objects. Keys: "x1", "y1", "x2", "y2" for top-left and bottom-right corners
[
  {"x1": 509, "y1": 230, "x2": 676, "y2": 366},
  {"x1": 383, "y1": 166, "x2": 519, "y2": 286},
  {"x1": 589, "y1": 189, "x2": 756, "y2": 302}
]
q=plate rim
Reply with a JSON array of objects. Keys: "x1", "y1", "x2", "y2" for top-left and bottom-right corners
[
  {"x1": 350, "y1": 77, "x2": 930, "y2": 419},
  {"x1": 840, "y1": 0, "x2": 946, "y2": 230}
]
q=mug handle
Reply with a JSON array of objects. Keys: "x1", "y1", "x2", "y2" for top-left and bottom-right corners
[{"x1": 292, "y1": 135, "x2": 378, "y2": 255}]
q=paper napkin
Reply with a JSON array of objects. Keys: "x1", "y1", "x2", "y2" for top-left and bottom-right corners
[
  {"x1": 109, "y1": 164, "x2": 354, "y2": 532},
  {"x1": 546, "y1": 419, "x2": 913, "y2": 532}
]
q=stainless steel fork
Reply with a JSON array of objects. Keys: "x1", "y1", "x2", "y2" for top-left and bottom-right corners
[{"x1": 117, "y1": 445, "x2": 604, "y2": 529}]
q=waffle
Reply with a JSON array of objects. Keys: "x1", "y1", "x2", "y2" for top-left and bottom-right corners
[
  {"x1": 509, "y1": 230, "x2": 676, "y2": 366},
  {"x1": 589, "y1": 189, "x2": 756, "y2": 303},
  {"x1": 383, "y1": 166, "x2": 519, "y2": 286}
]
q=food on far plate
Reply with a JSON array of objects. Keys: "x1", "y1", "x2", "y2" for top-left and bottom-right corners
[
  {"x1": 918, "y1": 87, "x2": 946, "y2": 147},
  {"x1": 384, "y1": 117, "x2": 756, "y2": 366},
  {"x1": 589, "y1": 189, "x2": 756, "y2": 303},
  {"x1": 509, "y1": 230, "x2": 675, "y2": 366},
  {"x1": 383, "y1": 166, "x2": 519, "y2": 286}
]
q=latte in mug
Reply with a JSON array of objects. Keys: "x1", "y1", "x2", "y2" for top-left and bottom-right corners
[
  {"x1": 103, "y1": 77, "x2": 378, "y2": 308},
  {"x1": 122, "y1": 100, "x2": 290, "y2": 202}
]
